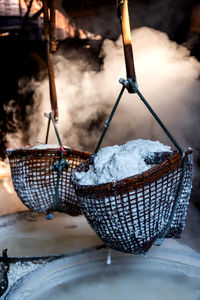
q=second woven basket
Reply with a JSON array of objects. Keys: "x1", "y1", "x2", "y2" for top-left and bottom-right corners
[
  {"x1": 71, "y1": 149, "x2": 193, "y2": 254},
  {"x1": 7, "y1": 147, "x2": 90, "y2": 216}
]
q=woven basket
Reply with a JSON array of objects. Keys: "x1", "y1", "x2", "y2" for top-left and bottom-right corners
[
  {"x1": 71, "y1": 149, "x2": 193, "y2": 254},
  {"x1": 7, "y1": 147, "x2": 90, "y2": 216}
]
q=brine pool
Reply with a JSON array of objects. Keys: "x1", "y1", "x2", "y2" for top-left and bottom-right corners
[{"x1": 6, "y1": 248, "x2": 200, "y2": 300}]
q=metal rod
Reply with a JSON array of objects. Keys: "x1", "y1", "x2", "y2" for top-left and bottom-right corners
[
  {"x1": 129, "y1": 79, "x2": 183, "y2": 155},
  {"x1": 45, "y1": 114, "x2": 51, "y2": 144},
  {"x1": 44, "y1": 112, "x2": 63, "y2": 148},
  {"x1": 0, "y1": 244, "x2": 106, "y2": 263},
  {"x1": 50, "y1": 113, "x2": 63, "y2": 148},
  {"x1": 158, "y1": 155, "x2": 186, "y2": 243}
]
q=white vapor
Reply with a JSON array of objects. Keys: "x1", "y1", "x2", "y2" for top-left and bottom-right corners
[{"x1": 8, "y1": 27, "x2": 200, "y2": 156}]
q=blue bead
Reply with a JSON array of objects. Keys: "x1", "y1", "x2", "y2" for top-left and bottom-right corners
[
  {"x1": 46, "y1": 213, "x2": 54, "y2": 220},
  {"x1": 153, "y1": 238, "x2": 164, "y2": 246}
]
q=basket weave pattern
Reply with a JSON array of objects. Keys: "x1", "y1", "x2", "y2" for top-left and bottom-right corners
[
  {"x1": 71, "y1": 150, "x2": 193, "y2": 254},
  {"x1": 7, "y1": 148, "x2": 90, "y2": 216}
]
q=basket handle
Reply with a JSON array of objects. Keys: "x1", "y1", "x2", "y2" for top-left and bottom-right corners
[{"x1": 117, "y1": 0, "x2": 136, "y2": 92}]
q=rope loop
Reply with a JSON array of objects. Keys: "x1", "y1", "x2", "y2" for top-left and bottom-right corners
[
  {"x1": 57, "y1": 146, "x2": 67, "y2": 156},
  {"x1": 52, "y1": 159, "x2": 70, "y2": 173}
]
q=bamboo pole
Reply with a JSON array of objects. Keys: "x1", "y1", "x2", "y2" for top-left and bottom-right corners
[
  {"x1": 49, "y1": 0, "x2": 57, "y2": 53},
  {"x1": 117, "y1": 0, "x2": 136, "y2": 86},
  {"x1": 43, "y1": 0, "x2": 59, "y2": 121}
]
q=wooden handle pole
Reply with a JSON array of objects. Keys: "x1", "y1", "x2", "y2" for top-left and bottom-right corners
[
  {"x1": 118, "y1": 0, "x2": 136, "y2": 84},
  {"x1": 49, "y1": 0, "x2": 58, "y2": 53},
  {"x1": 43, "y1": 0, "x2": 59, "y2": 121}
]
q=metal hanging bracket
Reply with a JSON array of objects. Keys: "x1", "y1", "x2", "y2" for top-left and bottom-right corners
[{"x1": 119, "y1": 77, "x2": 138, "y2": 92}]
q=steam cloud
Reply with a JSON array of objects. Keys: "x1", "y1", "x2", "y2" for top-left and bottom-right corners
[{"x1": 7, "y1": 27, "x2": 200, "y2": 156}]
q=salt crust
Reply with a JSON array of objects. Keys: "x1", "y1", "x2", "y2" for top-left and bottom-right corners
[{"x1": 4, "y1": 261, "x2": 42, "y2": 298}]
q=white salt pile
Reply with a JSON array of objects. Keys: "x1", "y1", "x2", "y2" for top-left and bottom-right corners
[
  {"x1": 74, "y1": 139, "x2": 172, "y2": 185},
  {"x1": 31, "y1": 144, "x2": 69, "y2": 149},
  {"x1": 5, "y1": 261, "x2": 41, "y2": 298}
]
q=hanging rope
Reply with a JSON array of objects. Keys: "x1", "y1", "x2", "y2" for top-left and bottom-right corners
[
  {"x1": 45, "y1": 114, "x2": 51, "y2": 144},
  {"x1": 45, "y1": 113, "x2": 70, "y2": 220},
  {"x1": 94, "y1": 86, "x2": 125, "y2": 153},
  {"x1": 46, "y1": 155, "x2": 70, "y2": 220},
  {"x1": 128, "y1": 79, "x2": 183, "y2": 155},
  {"x1": 154, "y1": 155, "x2": 187, "y2": 245}
]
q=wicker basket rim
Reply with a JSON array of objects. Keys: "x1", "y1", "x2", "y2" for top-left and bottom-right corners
[
  {"x1": 6, "y1": 147, "x2": 91, "y2": 159},
  {"x1": 71, "y1": 149, "x2": 192, "y2": 192}
]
